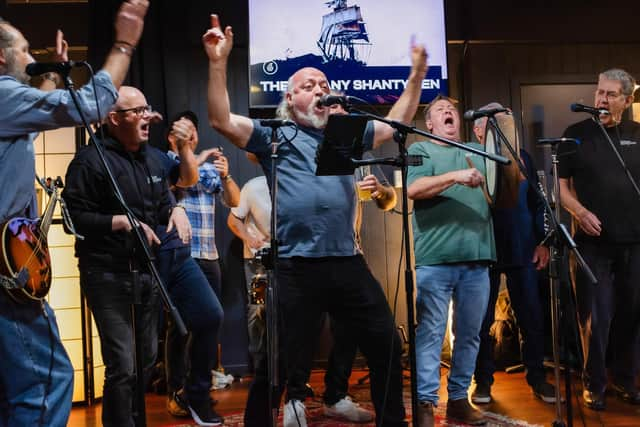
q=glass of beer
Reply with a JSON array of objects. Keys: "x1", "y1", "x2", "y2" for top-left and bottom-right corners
[{"x1": 356, "y1": 165, "x2": 372, "y2": 201}]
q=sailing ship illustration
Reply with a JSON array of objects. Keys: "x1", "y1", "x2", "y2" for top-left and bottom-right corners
[
  {"x1": 317, "y1": 0, "x2": 371, "y2": 64},
  {"x1": 251, "y1": 0, "x2": 441, "y2": 106}
]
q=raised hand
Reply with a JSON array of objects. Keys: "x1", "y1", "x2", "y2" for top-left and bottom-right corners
[
  {"x1": 410, "y1": 43, "x2": 428, "y2": 77},
  {"x1": 114, "y1": 0, "x2": 149, "y2": 47},
  {"x1": 170, "y1": 118, "x2": 194, "y2": 150},
  {"x1": 212, "y1": 151, "x2": 230, "y2": 179},
  {"x1": 53, "y1": 30, "x2": 68, "y2": 62},
  {"x1": 202, "y1": 14, "x2": 234, "y2": 63}
]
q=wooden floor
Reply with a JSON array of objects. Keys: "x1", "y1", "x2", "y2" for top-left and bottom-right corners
[{"x1": 68, "y1": 368, "x2": 640, "y2": 426}]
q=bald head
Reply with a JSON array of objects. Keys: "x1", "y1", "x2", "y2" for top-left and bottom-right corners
[
  {"x1": 113, "y1": 86, "x2": 146, "y2": 111},
  {"x1": 107, "y1": 86, "x2": 151, "y2": 152},
  {"x1": 275, "y1": 67, "x2": 330, "y2": 129}
]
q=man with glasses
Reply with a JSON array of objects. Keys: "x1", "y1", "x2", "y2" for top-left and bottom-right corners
[
  {"x1": 0, "y1": 2, "x2": 148, "y2": 426},
  {"x1": 63, "y1": 86, "x2": 183, "y2": 427},
  {"x1": 558, "y1": 68, "x2": 640, "y2": 410}
]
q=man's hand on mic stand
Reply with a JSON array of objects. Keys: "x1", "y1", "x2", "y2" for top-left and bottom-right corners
[{"x1": 39, "y1": 30, "x2": 68, "y2": 91}]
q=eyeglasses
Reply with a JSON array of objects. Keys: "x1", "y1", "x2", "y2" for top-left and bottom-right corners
[
  {"x1": 595, "y1": 90, "x2": 624, "y2": 101},
  {"x1": 114, "y1": 105, "x2": 152, "y2": 116}
]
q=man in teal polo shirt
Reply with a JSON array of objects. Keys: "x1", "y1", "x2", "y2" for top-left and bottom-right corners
[{"x1": 408, "y1": 95, "x2": 495, "y2": 427}]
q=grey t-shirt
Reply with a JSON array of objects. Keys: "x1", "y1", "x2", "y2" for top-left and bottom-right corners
[{"x1": 246, "y1": 120, "x2": 373, "y2": 258}]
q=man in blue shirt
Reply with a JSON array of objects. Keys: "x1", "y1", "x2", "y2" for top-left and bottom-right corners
[
  {"x1": 0, "y1": 3, "x2": 148, "y2": 426},
  {"x1": 203, "y1": 14, "x2": 427, "y2": 427}
]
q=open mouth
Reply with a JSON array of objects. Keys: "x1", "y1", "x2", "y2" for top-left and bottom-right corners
[{"x1": 444, "y1": 117, "x2": 454, "y2": 126}]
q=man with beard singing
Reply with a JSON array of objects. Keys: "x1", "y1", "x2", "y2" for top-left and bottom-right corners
[{"x1": 203, "y1": 14, "x2": 427, "y2": 427}]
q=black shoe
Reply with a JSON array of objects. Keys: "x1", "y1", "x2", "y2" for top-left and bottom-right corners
[
  {"x1": 188, "y1": 398, "x2": 223, "y2": 426},
  {"x1": 582, "y1": 390, "x2": 606, "y2": 411},
  {"x1": 611, "y1": 383, "x2": 640, "y2": 405},
  {"x1": 532, "y1": 381, "x2": 557, "y2": 404},
  {"x1": 471, "y1": 383, "x2": 492, "y2": 404}
]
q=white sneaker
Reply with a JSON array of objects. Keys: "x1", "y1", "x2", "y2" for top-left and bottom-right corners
[
  {"x1": 324, "y1": 396, "x2": 374, "y2": 422},
  {"x1": 283, "y1": 399, "x2": 307, "y2": 427},
  {"x1": 210, "y1": 370, "x2": 234, "y2": 390}
]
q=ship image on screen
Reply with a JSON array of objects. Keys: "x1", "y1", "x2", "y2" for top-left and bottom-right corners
[{"x1": 249, "y1": 0, "x2": 448, "y2": 107}]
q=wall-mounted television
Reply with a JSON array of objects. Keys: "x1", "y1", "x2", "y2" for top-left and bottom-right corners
[{"x1": 249, "y1": 0, "x2": 448, "y2": 107}]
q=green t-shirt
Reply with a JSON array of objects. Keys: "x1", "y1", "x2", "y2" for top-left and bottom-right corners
[{"x1": 407, "y1": 141, "x2": 496, "y2": 266}]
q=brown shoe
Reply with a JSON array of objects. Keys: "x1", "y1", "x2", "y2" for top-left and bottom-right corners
[
  {"x1": 416, "y1": 401, "x2": 434, "y2": 427},
  {"x1": 446, "y1": 398, "x2": 486, "y2": 425}
]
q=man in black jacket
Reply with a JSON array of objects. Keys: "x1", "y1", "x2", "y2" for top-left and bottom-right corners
[{"x1": 63, "y1": 86, "x2": 177, "y2": 427}]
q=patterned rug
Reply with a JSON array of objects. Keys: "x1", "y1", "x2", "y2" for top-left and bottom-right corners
[{"x1": 160, "y1": 384, "x2": 542, "y2": 426}]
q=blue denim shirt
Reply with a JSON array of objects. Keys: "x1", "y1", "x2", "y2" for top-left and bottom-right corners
[{"x1": 0, "y1": 70, "x2": 118, "y2": 222}]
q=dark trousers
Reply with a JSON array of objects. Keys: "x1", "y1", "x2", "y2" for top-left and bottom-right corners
[
  {"x1": 196, "y1": 258, "x2": 223, "y2": 369},
  {"x1": 573, "y1": 240, "x2": 640, "y2": 393},
  {"x1": 158, "y1": 247, "x2": 223, "y2": 404},
  {"x1": 244, "y1": 255, "x2": 406, "y2": 427},
  {"x1": 80, "y1": 269, "x2": 160, "y2": 427},
  {"x1": 323, "y1": 316, "x2": 359, "y2": 405},
  {"x1": 475, "y1": 264, "x2": 546, "y2": 387}
]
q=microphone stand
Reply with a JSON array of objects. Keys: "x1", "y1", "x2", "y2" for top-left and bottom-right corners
[
  {"x1": 591, "y1": 115, "x2": 640, "y2": 200},
  {"x1": 488, "y1": 113, "x2": 597, "y2": 427},
  {"x1": 346, "y1": 104, "x2": 509, "y2": 426},
  {"x1": 61, "y1": 72, "x2": 187, "y2": 427},
  {"x1": 259, "y1": 122, "x2": 290, "y2": 427},
  {"x1": 536, "y1": 138, "x2": 597, "y2": 427}
]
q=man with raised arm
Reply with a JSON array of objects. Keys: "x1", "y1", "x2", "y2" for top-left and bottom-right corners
[
  {"x1": 0, "y1": 2, "x2": 148, "y2": 426},
  {"x1": 203, "y1": 13, "x2": 427, "y2": 427}
]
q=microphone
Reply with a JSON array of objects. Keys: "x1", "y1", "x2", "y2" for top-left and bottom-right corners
[
  {"x1": 316, "y1": 94, "x2": 356, "y2": 108},
  {"x1": 570, "y1": 103, "x2": 610, "y2": 116},
  {"x1": 259, "y1": 119, "x2": 296, "y2": 128},
  {"x1": 25, "y1": 60, "x2": 84, "y2": 77},
  {"x1": 463, "y1": 107, "x2": 510, "y2": 121},
  {"x1": 537, "y1": 137, "x2": 581, "y2": 146}
]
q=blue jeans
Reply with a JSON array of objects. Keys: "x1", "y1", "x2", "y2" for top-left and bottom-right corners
[
  {"x1": 415, "y1": 263, "x2": 490, "y2": 404},
  {"x1": 0, "y1": 295, "x2": 73, "y2": 427},
  {"x1": 80, "y1": 269, "x2": 160, "y2": 427},
  {"x1": 475, "y1": 265, "x2": 545, "y2": 387},
  {"x1": 159, "y1": 248, "x2": 223, "y2": 403},
  {"x1": 194, "y1": 258, "x2": 223, "y2": 369}
]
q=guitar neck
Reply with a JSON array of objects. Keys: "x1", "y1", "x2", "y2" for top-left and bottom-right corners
[{"x1": 39, "y1": 189, "x2": 59, "y2": 236}]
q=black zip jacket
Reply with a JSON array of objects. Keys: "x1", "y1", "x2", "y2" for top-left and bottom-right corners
[{"x1": 62, "y1": 137, "x2": 173, "y2": 272}]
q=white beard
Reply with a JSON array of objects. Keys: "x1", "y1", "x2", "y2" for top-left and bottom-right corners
[{"x1": 294, "y1": 102, "x2": 328, "y2": 129}]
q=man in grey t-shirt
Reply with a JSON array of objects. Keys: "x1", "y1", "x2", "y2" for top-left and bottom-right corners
[{"x1": 204, "y1": 14, "x2": 427, "y2": 427}]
